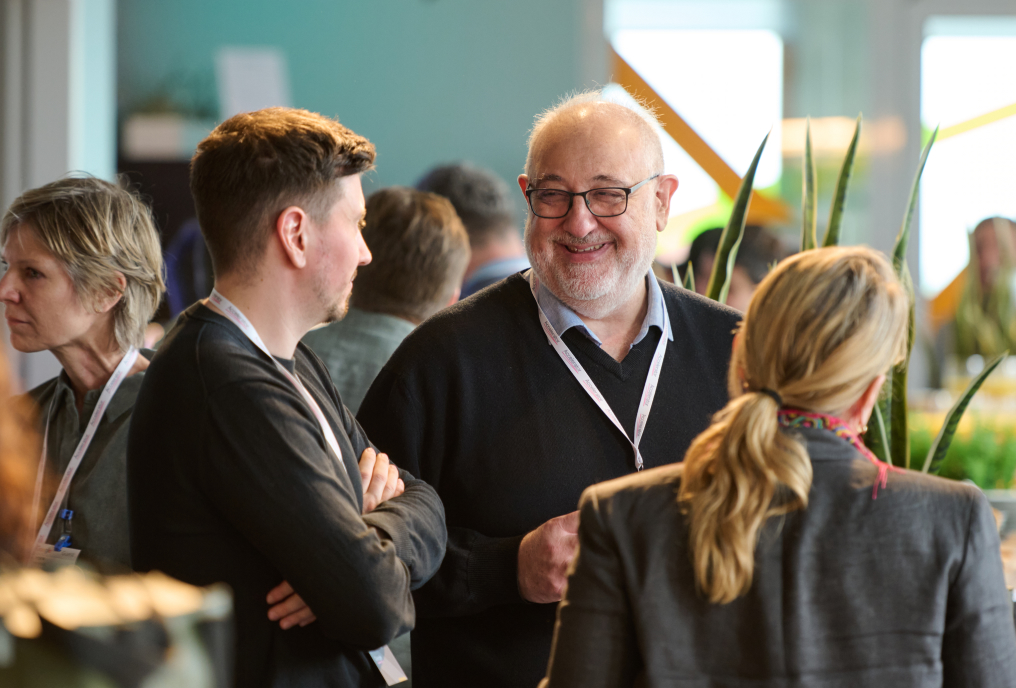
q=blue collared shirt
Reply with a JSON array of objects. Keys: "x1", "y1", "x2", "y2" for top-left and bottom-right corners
[{"x1": 528, "y1": 269, "x2": 674, "y2": 350}]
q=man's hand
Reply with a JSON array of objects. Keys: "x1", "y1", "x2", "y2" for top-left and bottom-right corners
[
  {"x1": 267, "y1": 580, "x2": 316, "y2": 630},
  {"x1": 517, "y1": 511, "x2": 580, "y2": 604},
  {"x1": 359, "y1": 447, "x2": 405, "y2": 514}
]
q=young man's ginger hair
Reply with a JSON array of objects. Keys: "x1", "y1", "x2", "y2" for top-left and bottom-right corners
[{"x1": 190, "y1": 107, "x2": 376, "y2": 279}]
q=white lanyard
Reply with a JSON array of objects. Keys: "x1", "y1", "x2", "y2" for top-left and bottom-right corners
[
  {"x1": 530, "y1": 276, "x2": 670, "y2": 471},
  {"x1": 208, "y1": 290, "x2": 406, "y2": 685},
  {"x1": 31, "y1": 347, "x2": 139, "y2": 552},
  {"x1": 208, "y1": 290, "x2": 349, "y2": 478}
]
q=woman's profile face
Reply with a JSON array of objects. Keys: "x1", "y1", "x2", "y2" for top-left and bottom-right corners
[{"x1": 0, "y1": 224, "x2": 107, "y2": 354}]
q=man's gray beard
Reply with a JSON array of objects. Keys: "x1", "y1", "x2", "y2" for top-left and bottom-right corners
[{"x1": 525, "y1": 223, "x2": 657, "y2": 320}]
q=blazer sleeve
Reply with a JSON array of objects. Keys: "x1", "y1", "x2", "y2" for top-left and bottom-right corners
[
  {"x1": 540, "y1": 487, "x2": 639, "y2": 688},
  {"x1": 942, "y1": 489, "x2": 1016, "y2": 687}
]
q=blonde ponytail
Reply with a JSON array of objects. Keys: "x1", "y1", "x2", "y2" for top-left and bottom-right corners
[{"x1": 678, "y1": 247, "x2": 908, "y2": 604}]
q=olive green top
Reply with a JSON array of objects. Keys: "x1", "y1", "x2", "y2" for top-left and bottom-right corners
[{"x1": 25, "y1": 356, "x2": 148, "y2": 571}]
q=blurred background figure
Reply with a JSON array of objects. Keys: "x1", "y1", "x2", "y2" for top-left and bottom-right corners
[
  {"x1": 0, "y1": 176, "x2": 165, "y2": 571},
  {"x1": 953, "y1": 216, "x2": 1016, "y2": 360},
  {"x1": 675, "y1": 225, "x2": 789, "y2": 312},
  {"x1": 417, "y1": 162, "x2": 528, "y2": 298},
  {"x1": 302, "y1": 186, "x2": 470, "y2": 413}
]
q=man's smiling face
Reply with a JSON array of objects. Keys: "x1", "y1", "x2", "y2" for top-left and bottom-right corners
[{"x1": 520, "y1": 105, "x2": 664, "y2": 319}]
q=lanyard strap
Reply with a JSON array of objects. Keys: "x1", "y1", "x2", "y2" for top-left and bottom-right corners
[
  {"x1": 208, "y1": 290, "x2": 349, "y2": 477},
  {"x1": 530, "y1": 276, "x2": 670, "y2": 471},
  {"x1": 32, "y1": 347, "x2": 139, "y2": 551}
]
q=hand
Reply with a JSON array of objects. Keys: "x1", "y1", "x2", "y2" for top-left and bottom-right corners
[
  {"x1": 359, "y1": 447, "x2": 405, "y2": 514},
  {"x1": 266, "y1": 580, "x2": 316, "y2": 630},
  {"x1": 517, "y1": 511, "x2": 580, "y2": 604}
]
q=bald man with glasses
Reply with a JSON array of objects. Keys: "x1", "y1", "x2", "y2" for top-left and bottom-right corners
[{"x1": 358, "y1": 92, "x2": 741, "y2": 688}]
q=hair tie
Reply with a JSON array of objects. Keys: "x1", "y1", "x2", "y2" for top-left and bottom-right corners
[{"x1": 759, "y1": 387, "x2": 783, "y2": 407}]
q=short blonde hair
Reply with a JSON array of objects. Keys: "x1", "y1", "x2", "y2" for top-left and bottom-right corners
[
  {"x1": 679, "y1": 247, "x2": 909, "y2": 604},
  {"x1": 0, "y1": 175, "x2": 165, "y2": 351}
]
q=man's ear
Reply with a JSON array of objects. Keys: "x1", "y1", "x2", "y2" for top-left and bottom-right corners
[
  {"x1": 517, "y1": 174, "x2": 530, "y2": 197},
  {"x1": 276, "y1": 206, "x2": 310, "y2": 269},
  {"x1": 654, "y1": 174, "x2": 679, "y2": 233}
]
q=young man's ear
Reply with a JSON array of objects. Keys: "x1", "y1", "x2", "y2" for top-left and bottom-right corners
[{"x1": 276, "y1": 206, "x2": 310, "y2": 269}]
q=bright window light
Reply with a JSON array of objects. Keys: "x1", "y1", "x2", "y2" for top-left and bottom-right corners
[
  {"x1": 611, "y1": 29, "x2": 784, "y2": 217},
  {"x1": 920, "y1": 30, "x2": 1016, "y2": 297}
]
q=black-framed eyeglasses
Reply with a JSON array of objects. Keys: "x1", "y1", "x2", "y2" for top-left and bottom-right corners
[{"x1": 525, "y1": 174, "x2": 661, "y2": 219}]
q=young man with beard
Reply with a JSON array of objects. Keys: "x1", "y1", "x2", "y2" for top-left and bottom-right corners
[
  {"x1": 128, "y1": 108, "x2": 446, "y2": 688},
  {"x1": 357, "y1": 93, "x2": 740, "y2": 688}
]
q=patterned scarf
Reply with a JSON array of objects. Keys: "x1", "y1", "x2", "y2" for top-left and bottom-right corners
[{"x1": 777, "y1": 408, "x2": 901, "y2": 499}]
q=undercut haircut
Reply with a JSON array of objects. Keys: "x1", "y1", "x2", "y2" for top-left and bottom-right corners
[
  {"x1": 416, "y1": 163, "x2": 516, "y2": 247},
  {"x1": 190, "y1": 107, "x2": 376, "y2": 279},
  {"x1": 351, "y1": 187, "x2": 470, "y2": 324},
  {"x1": 0, "y1": 175, "x2": 165, "y2": 351}
]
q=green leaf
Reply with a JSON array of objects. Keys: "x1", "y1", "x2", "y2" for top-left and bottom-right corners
[
  {"x1": 801, "y1": 118, "x2": 817, "y2": 252},
  {"x1": 889, "y1": 262, "x2": 916, "y2": 468},
  {"x1": 706, "y1": 132, "x2": 769, "y2": 301},
  {"x1": 671, "y1": 262, "x2": 680, "y2": 286},
  {"x1": 865, "y1": 402, "x2": 892, "y2": 465},
  {"x1": 719, "y1": 231, "x2": 745, "y2": 305},
  {"x1": 683, "y1": 261, "x2": 695, "y2": 291},
  {"x1": 823, "y1": 114, "x2": 861, "y2": 247},
  {"x1": 893, "y1": 126, "x2": 938, "y2": 275},
  {"x1": 923, "y1": 352, "x2": 1008, "y2": 474}
]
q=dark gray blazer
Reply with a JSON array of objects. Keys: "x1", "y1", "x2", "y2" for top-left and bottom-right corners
[{"x1": 542, "y1": 426, "x2": 1016, "y2": 688}]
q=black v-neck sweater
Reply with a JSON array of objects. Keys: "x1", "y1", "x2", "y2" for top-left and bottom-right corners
[{"x1": 358, "y1": 273, "x2": 741, "y2": 688}]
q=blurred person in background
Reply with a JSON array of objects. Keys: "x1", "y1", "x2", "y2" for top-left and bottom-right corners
[
  {"x1": 417, "y1": 162, "x2": 528, "y2": 298},
  {"x1": 303, "y1": 186, "x2": 470, "y2": 414},
  {"x1": 952, "y1": 216, "x2": 1016, "y2": 360},
  {"x1": 541, "y1": 247, "x2": 1016, "y2": 688},
  {"x1": 677, "y1": 224, "x2": 788, "y2": 312},
  {"x1": 0, "y1": 176, "x2": 165, "y2": 570}
]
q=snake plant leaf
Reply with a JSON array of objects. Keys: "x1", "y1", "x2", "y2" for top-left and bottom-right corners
[
  {"x1": 706, "y1": 131, "x2": 769, "y2": 301},
  {"x1": 683, "y1": 261, "x2": 696, "y2": 291},
  {"x1": 893, "y1": 126, "x2": 938, "y2": 275},
  {"x1": 889, "y1": 262, "x2": 916, "y2": 468},
  {"x1": 923, "y1": 352, "x2": 1008, "y2": 474},
  {"x1": 864, "y1": 401, "x2": 891, "y2": 465},
  {"x1": 718, "y1": 231, "x2": 745, "y2": 305},
  {"x1": 671, "y1": 262, "x2": 680, "y2": 286},
  {"x1": 824, "y1": 114, "x2": 861, "y2": 247},
  {"x1": 801, "y1": 119, "x2": 817, "y2": 252}
]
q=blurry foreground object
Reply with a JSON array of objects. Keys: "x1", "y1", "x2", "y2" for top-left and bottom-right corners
[
  {"x1": 416, "y1": 162, "x2": 528, "y2": 298},
  {"x1": 0, "y1": 566, "x2": 232, "y2": 688}
]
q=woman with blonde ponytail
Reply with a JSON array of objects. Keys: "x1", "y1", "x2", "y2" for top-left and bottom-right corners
[{"x1": 542, "y1": 247, "x2": 1016, "y2": 688}]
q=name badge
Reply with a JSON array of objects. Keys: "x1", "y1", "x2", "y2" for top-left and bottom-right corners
[
  {"x1": 30, "y1": 544, "x2": 81, "y2": 569},
  {"x1": 369, "y1": 645, "x2": 408, "y2": 685}
]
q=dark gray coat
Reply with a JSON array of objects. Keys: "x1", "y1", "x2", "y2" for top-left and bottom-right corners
[{"x1": 542, "y1": 426, "x2": 1016, "y2": 688}]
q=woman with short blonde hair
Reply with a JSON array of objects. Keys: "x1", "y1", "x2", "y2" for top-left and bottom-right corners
[
  {"x1": 0, "y1": 175, "x2": 164, "y2": 569},
  {"x1": 542, "y1": 247, "x2": 1016, "y2": 687}
]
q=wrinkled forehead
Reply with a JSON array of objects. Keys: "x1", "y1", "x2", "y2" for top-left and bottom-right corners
[{"x1": 529, "y1": 110, "x2": 656, "y2": 185}]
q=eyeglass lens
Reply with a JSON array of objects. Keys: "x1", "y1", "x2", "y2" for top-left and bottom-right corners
[{"x1": 529, "y1": 188, "x2": 628, "y2": 218}]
